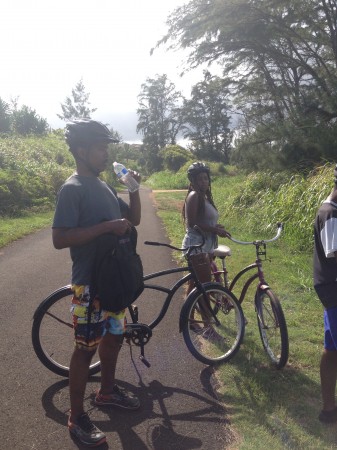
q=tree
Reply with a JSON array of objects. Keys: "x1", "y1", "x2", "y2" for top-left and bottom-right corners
[
  {"x1": 157, "y1": 0, "x2": 337, "y2": 170},
  {"x1": 57, "y1": 79, "x2": 97, "y2": 121},
  {"x1": 12, "y1": 105, "x2": 49, "y2": 135},
  {"x1": 182, "y1": 71, "x2": 233, "y2": 163},
  {"x1": 136, "y1": 74, "x2": 184, "y2": 172},
  {"x1": 0, "y1": 98, "x2": 11, "y2": 133},
  {"x1": 109, "y1": 126, "x2": 122, "y2": 144},
  {"x1": 160, "y1": 144, "x2": 192, "y2": 171}
]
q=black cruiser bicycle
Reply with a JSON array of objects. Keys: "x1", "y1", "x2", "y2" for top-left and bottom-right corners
[{"x1": 32, "y1": 235, "x2": 245, "y2": 377}]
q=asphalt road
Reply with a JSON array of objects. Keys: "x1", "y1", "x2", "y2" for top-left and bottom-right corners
[{"x1": 0, "y1": 187, "x2": 233, "y2": 450}]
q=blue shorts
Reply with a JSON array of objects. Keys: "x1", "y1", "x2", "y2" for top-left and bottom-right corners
[{"x1": 324, "y1": 305, "x2": 337, "y2": 351}]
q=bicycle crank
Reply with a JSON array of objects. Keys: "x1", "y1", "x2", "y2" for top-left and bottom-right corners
[{"x1": 125, "y1": 323, "x2": 153, "y2": 367}]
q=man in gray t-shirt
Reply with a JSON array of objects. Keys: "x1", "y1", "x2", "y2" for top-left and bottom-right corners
[
  {"x1": 52, "y1": 119, "x2": 141, "y2": 447},
  {"x1": 53, "y1": 174, "x2": 128, "y2": 285}
]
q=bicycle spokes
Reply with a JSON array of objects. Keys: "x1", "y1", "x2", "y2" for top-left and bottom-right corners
[{"x1": 181, "y1": 284, "x2": 245, "y2": 365}]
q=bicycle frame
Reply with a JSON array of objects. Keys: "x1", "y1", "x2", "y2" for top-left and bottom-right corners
[
  {"x1": 127, "y1": 255, "x2": 224, "y2": 367},
  {"x1": 213, "y1": 223, "x2": 283, "y2": 305},
  {"x1": 228, "y1": 243, "x2": 269, "y2": 304},
  {"x1": 132, "y1": 266, "x2": 193, "y2": 329}
]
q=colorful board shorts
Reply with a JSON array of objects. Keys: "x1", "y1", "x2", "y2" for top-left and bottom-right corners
[{"x1": 71, "y1": 285, "x2": 126, "y2": 351}]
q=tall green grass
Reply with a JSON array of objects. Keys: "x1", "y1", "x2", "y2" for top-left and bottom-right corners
[
  {"x1": 221, "y1": 165, "x2": 332, "y2": 251},
  {"x1": 149, "y1": 163, "x2": 337, "y2": 450}
]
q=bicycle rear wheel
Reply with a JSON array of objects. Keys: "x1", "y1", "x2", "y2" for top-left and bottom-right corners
[
  {"x1": 180, "y1": 283, "x2": 245, "y2": 365},
  {"x1": 255, "y1": 288, "x2": 289, "y2": 369},
  {"x1": 32, "y1": 286, "x2": 101, "y2": 377}
]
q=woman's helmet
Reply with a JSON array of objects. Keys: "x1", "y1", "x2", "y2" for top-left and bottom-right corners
[
  {"x1": 65, "y1": 118, "x2": 118, "y2": 147},
  {"x1": 187, "y1": 161, "x2": 210, "y2": 182}
]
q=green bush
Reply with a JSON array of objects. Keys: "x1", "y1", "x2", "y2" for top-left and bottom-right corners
[
  {"x1": 160, "y1": 145, "x2": 193, "y2": 171},
  {"x1": 0, "y1": 133, "x2": 74, "y2": 215},
  {"x1": 145, "y1": 160, "x2": 238, "y2": 190}
]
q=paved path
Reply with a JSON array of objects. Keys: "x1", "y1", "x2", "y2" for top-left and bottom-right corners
[{"x1": 0, "y1": 187, "x2": 233, "y2": 450}]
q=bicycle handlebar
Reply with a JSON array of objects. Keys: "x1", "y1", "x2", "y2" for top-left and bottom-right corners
[
  {"x1": 144, "y1": 225, "x2": 205, "y2": 255},
  {"x1": 227, "y1": 222, "x2": 283, "y2": 245}
]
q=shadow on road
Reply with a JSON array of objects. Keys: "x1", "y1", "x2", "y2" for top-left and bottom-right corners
[{"x1": 41, "y1": 368, "x2": 230, "y2": 450}]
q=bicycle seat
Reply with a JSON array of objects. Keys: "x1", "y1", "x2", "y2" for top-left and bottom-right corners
[{"x1": 214, "y1": 245, "x2": 231, "y2": 258}]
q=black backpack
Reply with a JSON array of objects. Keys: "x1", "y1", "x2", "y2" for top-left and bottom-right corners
[{"x1": 90, "y1": 227, "x2": 144, "y2": 312}]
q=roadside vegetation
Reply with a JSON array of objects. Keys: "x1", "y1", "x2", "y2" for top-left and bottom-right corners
[
  {"x1": 1, "y1": 129, "x2": 336, "y2": 448},
  {"x1": 1, "y1": 1, "x2": 337, "y2": 447},
  {"x1": 0, "y1": 133, "x2": 140, "y2": 246},
  {"x1": 0, "y1": 133, "x2": 73, "y2": 245},
  {"x1": 148, "y1": 164, "x2": 336, "y2": 450}
]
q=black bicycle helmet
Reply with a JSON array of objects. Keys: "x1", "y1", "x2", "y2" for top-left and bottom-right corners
[
  {"x1": 187, "y1": 161, "x2": 210, "y2": 182},
  {"x1": 65, "y1": 118, "x2": 118, "y2": 147}
]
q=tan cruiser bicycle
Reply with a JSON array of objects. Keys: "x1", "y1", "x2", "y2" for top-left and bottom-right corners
[{"x1": 211, "y1": 223, "x2": 289, "y2": 369}]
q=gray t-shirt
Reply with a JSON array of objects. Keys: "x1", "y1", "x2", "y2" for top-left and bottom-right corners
[{"x1": 53, "y1": 174, "x2": 128, "y2": 285}]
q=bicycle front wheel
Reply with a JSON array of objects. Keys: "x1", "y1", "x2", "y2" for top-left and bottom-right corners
[
  {"x1": 255, "y1": 288, "x2": 289, "y2": 369},
  {"x1": 180, "y1": 283, "x2": 245, "y2": 365},
  {"x1": 32, "y1": 286, "x2": 101, "y2": 377}
]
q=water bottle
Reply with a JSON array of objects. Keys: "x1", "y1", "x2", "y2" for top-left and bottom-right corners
[{"x1": 113, "y1": 162, "x2": 139, "y2": 193}]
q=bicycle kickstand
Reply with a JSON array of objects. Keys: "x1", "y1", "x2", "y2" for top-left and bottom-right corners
[{"x1": 139, "y1": 345, "x2": 151, "y2": 368}]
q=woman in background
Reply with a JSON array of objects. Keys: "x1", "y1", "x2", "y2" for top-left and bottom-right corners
[{"x1": 182, "y1": 162, "x2": 230, "y2": 295}]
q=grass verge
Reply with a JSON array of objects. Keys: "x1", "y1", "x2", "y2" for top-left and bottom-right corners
[
  {"x1": 152, "y1": 189, "x2": 336, "y2": 450},
  {"x1": 0, "y1": 210, "x2": 54, "y2": 248}
]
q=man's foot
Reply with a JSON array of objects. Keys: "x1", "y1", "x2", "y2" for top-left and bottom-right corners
[
  {"x1": 319, "y1": 406, "x2": 337, "y2": 423},
  {"x1": 68, "y1": 412, "x2": 106, "y2": 447},
  {"x1": 95, "y1": 385, "x2": 140, "y2": 410}
]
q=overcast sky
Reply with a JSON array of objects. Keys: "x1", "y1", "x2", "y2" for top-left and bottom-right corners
[{"x1": 1, "y1": 0, "x2": 214, "y2": 140}]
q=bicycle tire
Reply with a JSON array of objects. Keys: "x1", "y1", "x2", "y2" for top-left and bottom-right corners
[
  {"x1": 255, "y1": 288, "x2": 289, "y2": 369},
  {"x1": 32, "y1": 286, "x2": 101, "y2": 377},
  {"x1": 180, "y1": 283, "x2": 245, "y2": 365}
]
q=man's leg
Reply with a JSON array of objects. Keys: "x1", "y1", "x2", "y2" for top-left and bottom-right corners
[
  {"x1": 69, "y1": 347, "x2": 96, "y2": 418},
  {"x1": 319, "y1": 307, "x2": 337, "y2": 422},
  {"x1": 98, "y1": 332, "x2": 122, "y2": 394},
  {"x1": 68, "y1": 299, "x2": 106, "y2": 446},
  {"x1": 321, "y1": 349, "x2": 337, "y2": 411},
  {"x1": 94, "y1": 313, "x2": 140, "y2": 410}
]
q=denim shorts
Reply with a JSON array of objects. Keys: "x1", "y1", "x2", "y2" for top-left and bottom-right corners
[
  {"x1": 182, "y1": 229, "x2": 216, "y2": 255},
  {"x1": 324, "y1": 305, "x2": 337, "y2": 351},
  {"x1": 71, "y1": 285, "x2": 126, "y2": 351}
]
